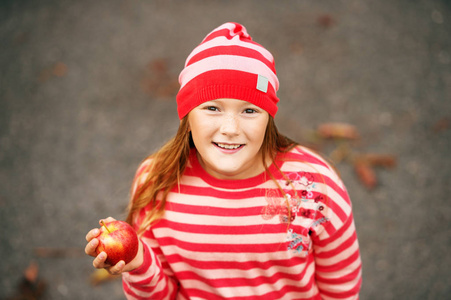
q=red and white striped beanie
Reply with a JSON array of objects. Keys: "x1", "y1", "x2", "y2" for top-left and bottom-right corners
[{"x1": 176, "y1": 22, "x2": 280, "y2": 119}]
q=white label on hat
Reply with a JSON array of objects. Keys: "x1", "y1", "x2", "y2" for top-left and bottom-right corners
[{"x1": 256, "y1": 75, "x2": 268, "y2": 93}]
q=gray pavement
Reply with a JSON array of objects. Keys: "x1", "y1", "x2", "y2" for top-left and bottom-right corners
[{"x1": 1, "y1": 0, "x2": 450, "y2": 299}]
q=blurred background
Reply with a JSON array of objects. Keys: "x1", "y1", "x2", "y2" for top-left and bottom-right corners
[{"x1": 0, "y1": 0, "x2": 450, "y2": 299}]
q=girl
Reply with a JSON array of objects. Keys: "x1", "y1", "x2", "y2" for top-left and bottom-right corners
[{"x1": 85, "y1": 22, "x2": 362, "y2": 299}]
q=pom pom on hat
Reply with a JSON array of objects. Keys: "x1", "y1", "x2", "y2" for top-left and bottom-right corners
[{"x1": 176, "y1": 22, "x2": 280, "y2": 119}]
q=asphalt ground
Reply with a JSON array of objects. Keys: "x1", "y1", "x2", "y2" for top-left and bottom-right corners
[{"x1": 0, "y1": 0, "x2": 450, "y2": 299}]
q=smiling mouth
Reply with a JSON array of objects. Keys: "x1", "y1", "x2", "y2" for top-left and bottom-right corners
[{"x1": 214, "y1": 143, "x2": 244, "y2": 150}]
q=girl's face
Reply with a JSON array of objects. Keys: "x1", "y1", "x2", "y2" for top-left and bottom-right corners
[{"x1": 188, "y1": 98, "x2": 269, "y2": 180}]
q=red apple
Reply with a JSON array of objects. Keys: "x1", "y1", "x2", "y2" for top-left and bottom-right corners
[{"x1": 95, "y1": 220, "x2": 139, "y2": 266}]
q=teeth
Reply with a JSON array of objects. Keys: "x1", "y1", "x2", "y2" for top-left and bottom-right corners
[{"x1": 217, "y1": 143, "x2": 241, "y2": 150}]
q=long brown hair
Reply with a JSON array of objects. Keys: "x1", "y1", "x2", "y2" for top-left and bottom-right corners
[{"x1": 126, "y1": 115, "x2": 297, "y2": 235}]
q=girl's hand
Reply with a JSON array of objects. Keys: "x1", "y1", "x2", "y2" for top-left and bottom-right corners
[{"x1": 85, "y1": 217, "x2": 144, "y2": 275}]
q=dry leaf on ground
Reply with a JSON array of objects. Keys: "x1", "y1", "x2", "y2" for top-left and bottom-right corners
[
  {"x1": 317, "y1": 14, "x2": 336, "y2": 28},
  {"x1": 432, "y1": 117, "x2": 450, "y2": 134},
  {"x1": 354, "y1": 159, "x2": 377, "y2": 190},
  {"x1": 37, "y1": 62, "x2": 68, "y2": 82},
  {"x1": 359, "y1": 153, "x2": 397, "y2": 168},
  {"x1": 140, "y1": 58, "x2": 179, "y2": 98},
  {"x1": 317, "y1": 123, "x2": 360, "y2": 140},
  {"x1": 34, "y1": 247, "x2": 83, "y2": 258}
]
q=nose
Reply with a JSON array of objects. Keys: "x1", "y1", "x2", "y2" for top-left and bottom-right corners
[{"x1": 220, "y1": 114, "x2": 240, "y2": 136}]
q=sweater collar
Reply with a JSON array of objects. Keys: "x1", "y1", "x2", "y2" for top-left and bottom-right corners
[{"x1": 187, "y1": 148, "x2": 285, "y2": 189}]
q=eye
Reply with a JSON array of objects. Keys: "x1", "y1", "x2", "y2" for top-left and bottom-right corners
[
  {"x1": 243, "y1": 108, "x2": 258, "y2": 114},
  {"x1": 204, "y1": 106, "x2": 219, "y2": 112}
]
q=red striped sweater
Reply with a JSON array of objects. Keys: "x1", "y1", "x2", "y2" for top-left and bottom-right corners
[{"x1": 122, "y1": 146, "x2": 362, "y2": 299}]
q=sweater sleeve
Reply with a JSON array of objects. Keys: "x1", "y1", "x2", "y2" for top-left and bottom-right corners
[
  {"x1": 310, "y1": 158, "x2": 362, "y2": 299},
  {"x1": 121, "y1": 234, "x2": 178, "y2": 299},
  {"x1": 121, "y1": 159, "x2": 179, "y2": 300}
]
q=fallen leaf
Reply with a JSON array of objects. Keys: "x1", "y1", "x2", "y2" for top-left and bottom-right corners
[
  {"x1": 149, "y1": 58, "x2": 169, "y2": 73},
  {"x1": 432, "y1": 117, "x2": 450, "y2": 134},
  {"x1": 354, "y1": 159, "x2": 377, "y2": 190},
  {"x1": 359, "y1": 153, "x2": 397, "y2": 168},
  {"x1": 329, "y1": 143, "x2": 352, "y2": 164},
  {"x1": 37, "y1": 62, "x2": 68, "y2": 82},
  {"x1": 34, "y1": 247, "x2": 83, "y2": 258},
  {"x1": 317, "y1": 123, "x2": 360, "y2": 140},
  {"x1": 52, "y1": 62, "x2": 68, "y2": 77},
  {"x1": 24, "y1": 261, "x2": 39, "y2": 283},
  {"x1": 317, "y1": 14, "x2": 336, "y2": 28},
  {"x1": 290, "y1": 42, "x2": 303, "y2": 54},
  {"x1": 140, "y1": 58, "x2": 179, "y2": 98},
  {"x1": 90, "y1": 268, "x2": 120, "y2": 286}
]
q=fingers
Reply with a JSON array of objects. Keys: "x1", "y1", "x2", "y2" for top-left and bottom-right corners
[
  {"x1": 106, "y1": 261, "x2": 126, "y2": 275},
  {"x1": 85, "y1": 228, "x2": 100, "y2": 242},
  {"x1": 99, "y1": 216, "x2": 116, "y2": 226},
  {"x1": 92, "y1": 251, "x2": 110, "y2": 269},
  {"x1": 92, "y1": 253, "x2": 125, "y2": 275},
  {"x1": 85, "y1": 228, "x2": 100, "y2": 257},
  {"x1": 85, "y1": 237, "x2": 99, "y2": 256}
]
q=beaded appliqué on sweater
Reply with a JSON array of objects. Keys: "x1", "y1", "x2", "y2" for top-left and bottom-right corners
[
  {"x1": 261, "y1": 190, "x2": 300, "y2": 223},
  {"x1": 261, "y1": 171, "x2": 329, "y2": 255}
]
